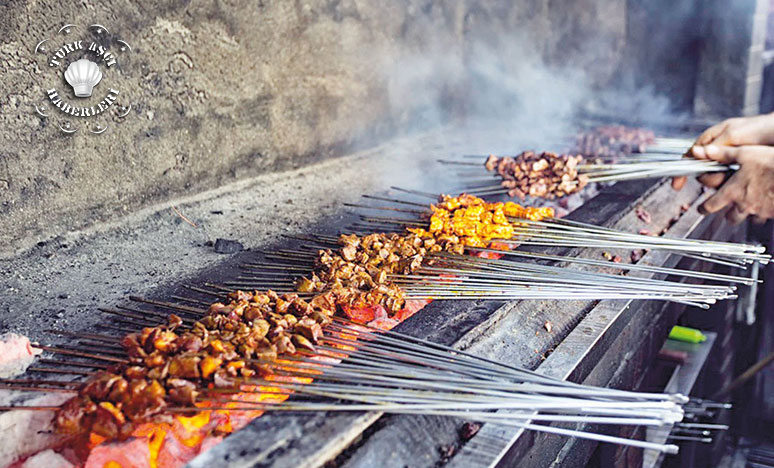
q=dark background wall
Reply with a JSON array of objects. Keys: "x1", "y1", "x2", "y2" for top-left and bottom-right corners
[{"x1": 0, "y1": 0, "x2": 721, "y2": 252}]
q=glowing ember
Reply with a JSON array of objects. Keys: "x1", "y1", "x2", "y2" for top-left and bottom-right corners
[{"x1": 74, "y1": 298, "x2": 428, "y2": 468}]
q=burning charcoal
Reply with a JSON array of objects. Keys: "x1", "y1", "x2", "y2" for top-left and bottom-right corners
[
  {"x1": 460, "y1": 422, "x2": 482, "y2": 440},
  {"x1": 544, "y1": 321, "x2": 553, "y2": 333},
  {"x1": 0, "y1": 333, "x2": 43, "y2": 378},
  {"x1": 213, "y1": 238, "x2": 244, "y2": 254},
  {"x1": 439, "y1": 444, "x2": 457, "y2": 460},
  {"x1": 20, "y1": 450, "x2": 75, "y2": 468},
  {"x1": 635, "y1": 207, "x2": 652, "y2": 224}
]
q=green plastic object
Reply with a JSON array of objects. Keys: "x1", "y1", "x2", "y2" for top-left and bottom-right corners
[{"x1": 669, "y1": 325, "x2": 707, "y2": 343}]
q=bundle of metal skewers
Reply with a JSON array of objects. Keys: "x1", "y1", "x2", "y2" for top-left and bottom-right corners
[
  {"x1": 185, "y1": 318, "x2": 726, "y2": 454},
  {"x1": 587, "y1": 137, "x2": 697, "y2": 159},
  {"x1": 234, "y1": 236, "x2": 742, "y2": 310},
  {"x1": 351, "y1": 187, "x2": 770, "y2": 268},
  {"x1": 1, "y1": 318, "x2": 730, "y2": 455},
  {"x1": 442, "y1": 136, "x2": 735, "y2": 198},
  {"x1": 579, "y1": 159, "x2": 733, "y2": 184},
  {"x1": 216, "y1": 188, "x2": 769, "y2": 310}
]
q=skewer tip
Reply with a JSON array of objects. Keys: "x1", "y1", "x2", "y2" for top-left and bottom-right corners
[{"x1": 671, "y1": 394, "x2": 690, "y2": 404}]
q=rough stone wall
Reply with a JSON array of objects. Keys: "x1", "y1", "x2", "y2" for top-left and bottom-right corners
[{"x1": 0, "y1": 0, "x2": 628, "y2": 252}]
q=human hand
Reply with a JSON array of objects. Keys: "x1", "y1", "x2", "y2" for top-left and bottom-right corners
[
  {"x1": 673, "y1": 113, "x2": 774, "y2": 190},
  {"x1": 694, "y1": 145, "x2": 774, "y2": 224}
]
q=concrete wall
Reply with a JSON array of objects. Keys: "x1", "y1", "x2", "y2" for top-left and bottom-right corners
[
  {"x1": 624, "y1": 0, "x2": 703, "y2": 112},
  {"x1": 693, "y1": 0, "x2": 768, "y2": 117},
  {"x1": 0, "y1": 0, "x2": 630, "y2": 251}
]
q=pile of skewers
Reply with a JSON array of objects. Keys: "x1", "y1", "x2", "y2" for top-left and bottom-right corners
[
  {"x1": 447, "y1": 150, "x2": 732, "y2": 199},
  {"x1": 0, "y1": 126, "x2": 756, "y2": 459},
  {"x1": 442, "y1": 127, "x2": 731, "y2": 200},
  {"x1": 223, "y1": 193, "x2": 766, "y2": 312},
  {"x1": 187, "y1": 318, "x2": 718, "y2": 455},
  {"x1": 7, "y1": 192, "x2": 757, "y2": 433},
  {"x1": 6, "y1": 304, "x2": 728, "y2": 457}
]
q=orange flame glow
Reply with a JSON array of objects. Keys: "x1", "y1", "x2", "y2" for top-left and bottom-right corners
[{"x1": 77, "y1": 301, "x2": 430, "y2": 468}]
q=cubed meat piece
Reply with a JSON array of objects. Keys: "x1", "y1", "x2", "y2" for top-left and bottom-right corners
[
  {"x1": 272, "y1": 335, "x2": 296, "y2": 354},
  {"x1": 226, "y1": 290, "x2": 252, "y2": 302},
  {"x1": 507, "y1": 188, "x2": 526, "y2": 200},
  {"x1": 213, "y1": 369, "x2": 237, "y2": 388},
  {"x1": 168, "y1": 355, "x2": 201, "y2": 378},
  {"x1": 124, "y1": 366, "x2": 147, "y2": 380},
  {"x1": 251, "y1": 319, "x2": 270, "y2": 339},
  {"x1": 199, "y1": 355, "x2": 223, "y2": 379},
  {"x1": 146, "y1": 361, "x2": 169, "y2": 380},
  {"x1": 81, "y1": 372, "x2": 124, "y2": 400},
  {"x1": 295, "y1": 318, "x2": 323, "y2": 343},
  {"x1": 55, "y1": 396, "x2": 96, "y2": 435},
  {"x1": 167, "y1": 314, "x2": 183, "y2": 330},
  {"x1": 207, "y1": 302, "x2": 232, "y2": 316},
  {"x1": 341, "y1": 244, "x2": 358, "y2": 261},
  {"x1": 253, "y1": 344, "x2": 278, "y2": 361},
  {"x1": 292, "y1": 334, "x2": 316, "y2": 352},
  {"x1": 532, "y1": 159, "x2": 549, "y2": 171},
  {"x1": 177, "y1": 334, "x2": 203, "y2": 353},
  {"x1": 338, "y1": 234, "x2": 361, "y2": 248},
  {"x1": 167, "y1": 378, "x2": 200, "y2": 406},
  {"x1": 144, "y1": 352, "x2": 166, "y2": 368},
  {"x1": 484, "y1": 154, "x2": 499, "y2": 171},
  {"x1": 91, "y1": 402, "x2": 126, "y2": 439},
  {"x1": 295, "y1": 277, "x2": 315, "y2": 293},
  {"x1": 153, "y1": 330, "x2": 178, "y2": 353},
  {"x1": 121, "y1": 333, "x2": 146, "y2": 359}
]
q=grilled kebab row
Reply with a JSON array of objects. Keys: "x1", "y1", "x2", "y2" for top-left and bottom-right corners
[{"x1": 53, "y1": 194, "x2": 541, "y2": 444}]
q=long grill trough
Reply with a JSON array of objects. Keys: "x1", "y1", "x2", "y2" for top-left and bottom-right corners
[{"x1": 0, "y1": 123, "x2": 760, "y2": 468}]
